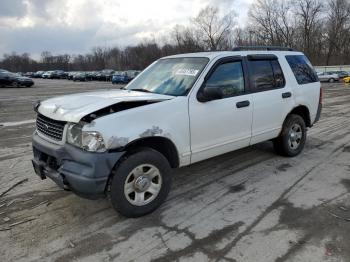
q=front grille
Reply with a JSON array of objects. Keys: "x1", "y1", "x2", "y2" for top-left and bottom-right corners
[{"x1": 36, "y1": 114, "x2": 66, "y2": 141}]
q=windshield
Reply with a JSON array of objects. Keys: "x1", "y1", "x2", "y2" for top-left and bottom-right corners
[{"x1": 125, "y1": 57, "x2": 209, "y2": 96}]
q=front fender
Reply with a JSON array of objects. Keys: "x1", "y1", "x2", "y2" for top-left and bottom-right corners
[{"x1": 83, "y1": 97, "x2": 191, "y2": 166}]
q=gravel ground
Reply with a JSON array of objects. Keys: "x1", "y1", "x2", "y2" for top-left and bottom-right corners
[{"x1": 0, "y1": 79, "x2": 350, "y2": 262}]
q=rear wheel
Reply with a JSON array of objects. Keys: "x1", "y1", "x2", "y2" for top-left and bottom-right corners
[
  {"x1": 109, "y1": 148, "x2": 172, "y2": 217},
  {"x1": 273, "y1": 114, "x2": 306, "y2": 157},
  {"x1": 329, "y1": 78, "x2": 335, "y2": 83}
]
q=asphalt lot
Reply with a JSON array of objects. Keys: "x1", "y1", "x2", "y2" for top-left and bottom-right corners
[{"x1": 0, "y1": 79, "x2": 350, "y2": 262}]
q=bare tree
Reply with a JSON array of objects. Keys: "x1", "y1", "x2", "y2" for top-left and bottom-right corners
[
  {"x1": 0, "y1": 52, "x2": 38, "y2": 72},
  {"x1": 294, "y1": 0, "x2": 324, "y2": 63},
  {"x1": 249, "y1": 0, "x2": 295, "y2": 46},
  {"x1": 193, "y1": 6, "x2": 236, "y2": 50},
  {"x1": 172, "y1": 25, "x2": 203, "y2": 52},
  {"x1": 325, "y1": 0, "x2": 350, "y2": 65}
]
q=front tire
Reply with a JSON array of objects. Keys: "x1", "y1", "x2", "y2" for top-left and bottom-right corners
[
  {"x1": 273, "y1": 114, "x2": 306, "y2": 157},
  {"x1": 329, "y1": 78, "x2": 335, "y2": 83},
  {"x1": 109, "y1": 148, "x2": 172, "y2": 218}
]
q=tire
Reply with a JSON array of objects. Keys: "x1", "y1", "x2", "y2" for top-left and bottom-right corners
[
  {"x1": 329, "y1": 78, "x2": 335, "y2": 83},
  {"x1": 273, "y1": 114, "x2": 306, "y2": 157},
  {"x1": 109, "y1": 148, "x2": 172, "y2": 217}
]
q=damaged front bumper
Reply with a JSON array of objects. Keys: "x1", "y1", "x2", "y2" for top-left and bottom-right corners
[{"x1": 32, "y1": 132, "x2": 124, "y2": 199}]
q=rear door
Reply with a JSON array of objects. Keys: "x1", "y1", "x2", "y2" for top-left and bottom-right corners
[{"x1": 248, "y1": 54, "x2": 294, "y2": 144}]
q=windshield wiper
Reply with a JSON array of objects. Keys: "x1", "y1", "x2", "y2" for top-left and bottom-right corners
[{"x1": 130, "y1": 88, "x2": 152, "y2": 93}]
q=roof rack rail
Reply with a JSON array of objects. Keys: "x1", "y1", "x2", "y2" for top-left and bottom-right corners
[{"x1": 232, "y1": 46, "x2": 296, "y2": 51}]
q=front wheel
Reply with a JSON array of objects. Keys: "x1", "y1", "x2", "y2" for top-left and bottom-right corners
[
  {"x1": 109, "y1": 148, "x2": 172, "y2": 217},
  {"x1": 273, "y1": 114, "x2": 306, "y2": 157},
  {"x1": 329, "y1": 78, "x2": 335, "y2": 83}
]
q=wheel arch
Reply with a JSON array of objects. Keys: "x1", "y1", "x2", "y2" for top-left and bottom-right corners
[
  {"x1": 287, "y1": 105, "x2": 311, "y2": 127},
  {"x1": 121, "y1": 136, "x2": 180, "y2": 168}
]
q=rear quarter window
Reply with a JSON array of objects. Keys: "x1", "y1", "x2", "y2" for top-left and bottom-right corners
[{"x1": 285, "y1": 55, "x2": 319, "y2": 85}]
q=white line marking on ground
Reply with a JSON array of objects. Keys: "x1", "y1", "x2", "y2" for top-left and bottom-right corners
[{"x1": 0, "y1": 119, "x2": 35, "y2": 127}]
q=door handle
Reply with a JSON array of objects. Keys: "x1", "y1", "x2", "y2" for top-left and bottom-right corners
[
  {"x1": 282, "y1": 92, "x2": 292, "y2": 98},
  {"x1": 236, "y1": 100, "x2": 250, "y2": 108}
]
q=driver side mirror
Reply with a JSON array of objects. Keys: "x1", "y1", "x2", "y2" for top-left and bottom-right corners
[{"x1": 197, "y1": 85, "x2": 223, "y2": 102}]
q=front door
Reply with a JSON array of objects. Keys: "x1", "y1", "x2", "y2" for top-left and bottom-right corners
[{"x1": 189, "y1": 58, "x2": 253, "y2": 163}]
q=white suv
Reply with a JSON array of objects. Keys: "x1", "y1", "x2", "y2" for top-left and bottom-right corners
[{"x1": 32, "y1": 47, "x2": 322, "y2": 217}]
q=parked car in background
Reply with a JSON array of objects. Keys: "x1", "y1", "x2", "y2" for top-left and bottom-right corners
[
  {"x1": 112, "y1": 72, "x2": 129, "y2": 84},
  {"x1": 96, "y1": 69, "x2": 115, "y2": 81},
  {"x1": 343, "y1": 76, "x2": 350, "y2": 83},
  {"x1": 73, "y1": 72, "x2": 87, "y2": 81},
  {"x1": 327, "y1": 71, "x2": 349, "y2": 78},
  {"x1": 24, "y1": 72, "x2": 35, "y2": 77},
  {"x1": 42, "y1": 71, "x2": 55, "y2": 79},
  {"x1": 317, "y1": 72, "x2": 339, "y2": 82},
  {"x1": 67, "y1": 72, "x2": 77, "y2": 80},
  {"x1": 94, "y1": 71, "x2": 103, "y2": 81},
  {"x1": 52, "y1": 70, "x2": 68, "y2": 79},
  {"x1": 0, "y1": 71, "x2": 34, "y2": 87},
  {"x1": 86, "y1": 71, "x2": 98, "y2": 81},
  {"x1": 33, "y1": 71, "x2": 45, "y2": 78},
  {"x1": 112, "y1": 70, "x2": 141, "y2": 84},
  {"x1": 125, "y1": 70, "x2": 140, "y2": 80}
]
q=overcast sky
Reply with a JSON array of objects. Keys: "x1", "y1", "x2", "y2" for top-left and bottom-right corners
[{"x1": 0, "y1": 0, "x2": 254, "y2": 58}]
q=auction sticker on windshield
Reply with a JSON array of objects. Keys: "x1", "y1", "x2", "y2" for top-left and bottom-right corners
[{"x1": 175, "y1": 69, "x2": 199, "y2": 76}]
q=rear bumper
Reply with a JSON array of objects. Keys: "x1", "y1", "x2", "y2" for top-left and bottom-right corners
[{"x1": 32, "y1": 132, "x2": 124, "y2": 199}]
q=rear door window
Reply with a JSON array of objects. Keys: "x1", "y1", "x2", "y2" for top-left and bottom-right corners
[
  {"x1": 248, "y1": 59, "x2": 285, "y2": 91},
  {"x1": 285, "y1": 55, "x2": 319, "y2": 84}
]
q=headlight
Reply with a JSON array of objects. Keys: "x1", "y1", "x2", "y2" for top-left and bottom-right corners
[{"x1": 66, "y1": 124, "x2": 106, "y2": 152}]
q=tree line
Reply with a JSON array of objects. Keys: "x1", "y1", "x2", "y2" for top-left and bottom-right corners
[{"x1": 1, "y1": 0, "x2": 350, "y2": 73}]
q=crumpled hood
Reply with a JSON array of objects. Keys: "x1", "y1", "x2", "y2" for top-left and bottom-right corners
[{"x1": 38, "y1": 89, "x2": 174, "y2": 123}]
